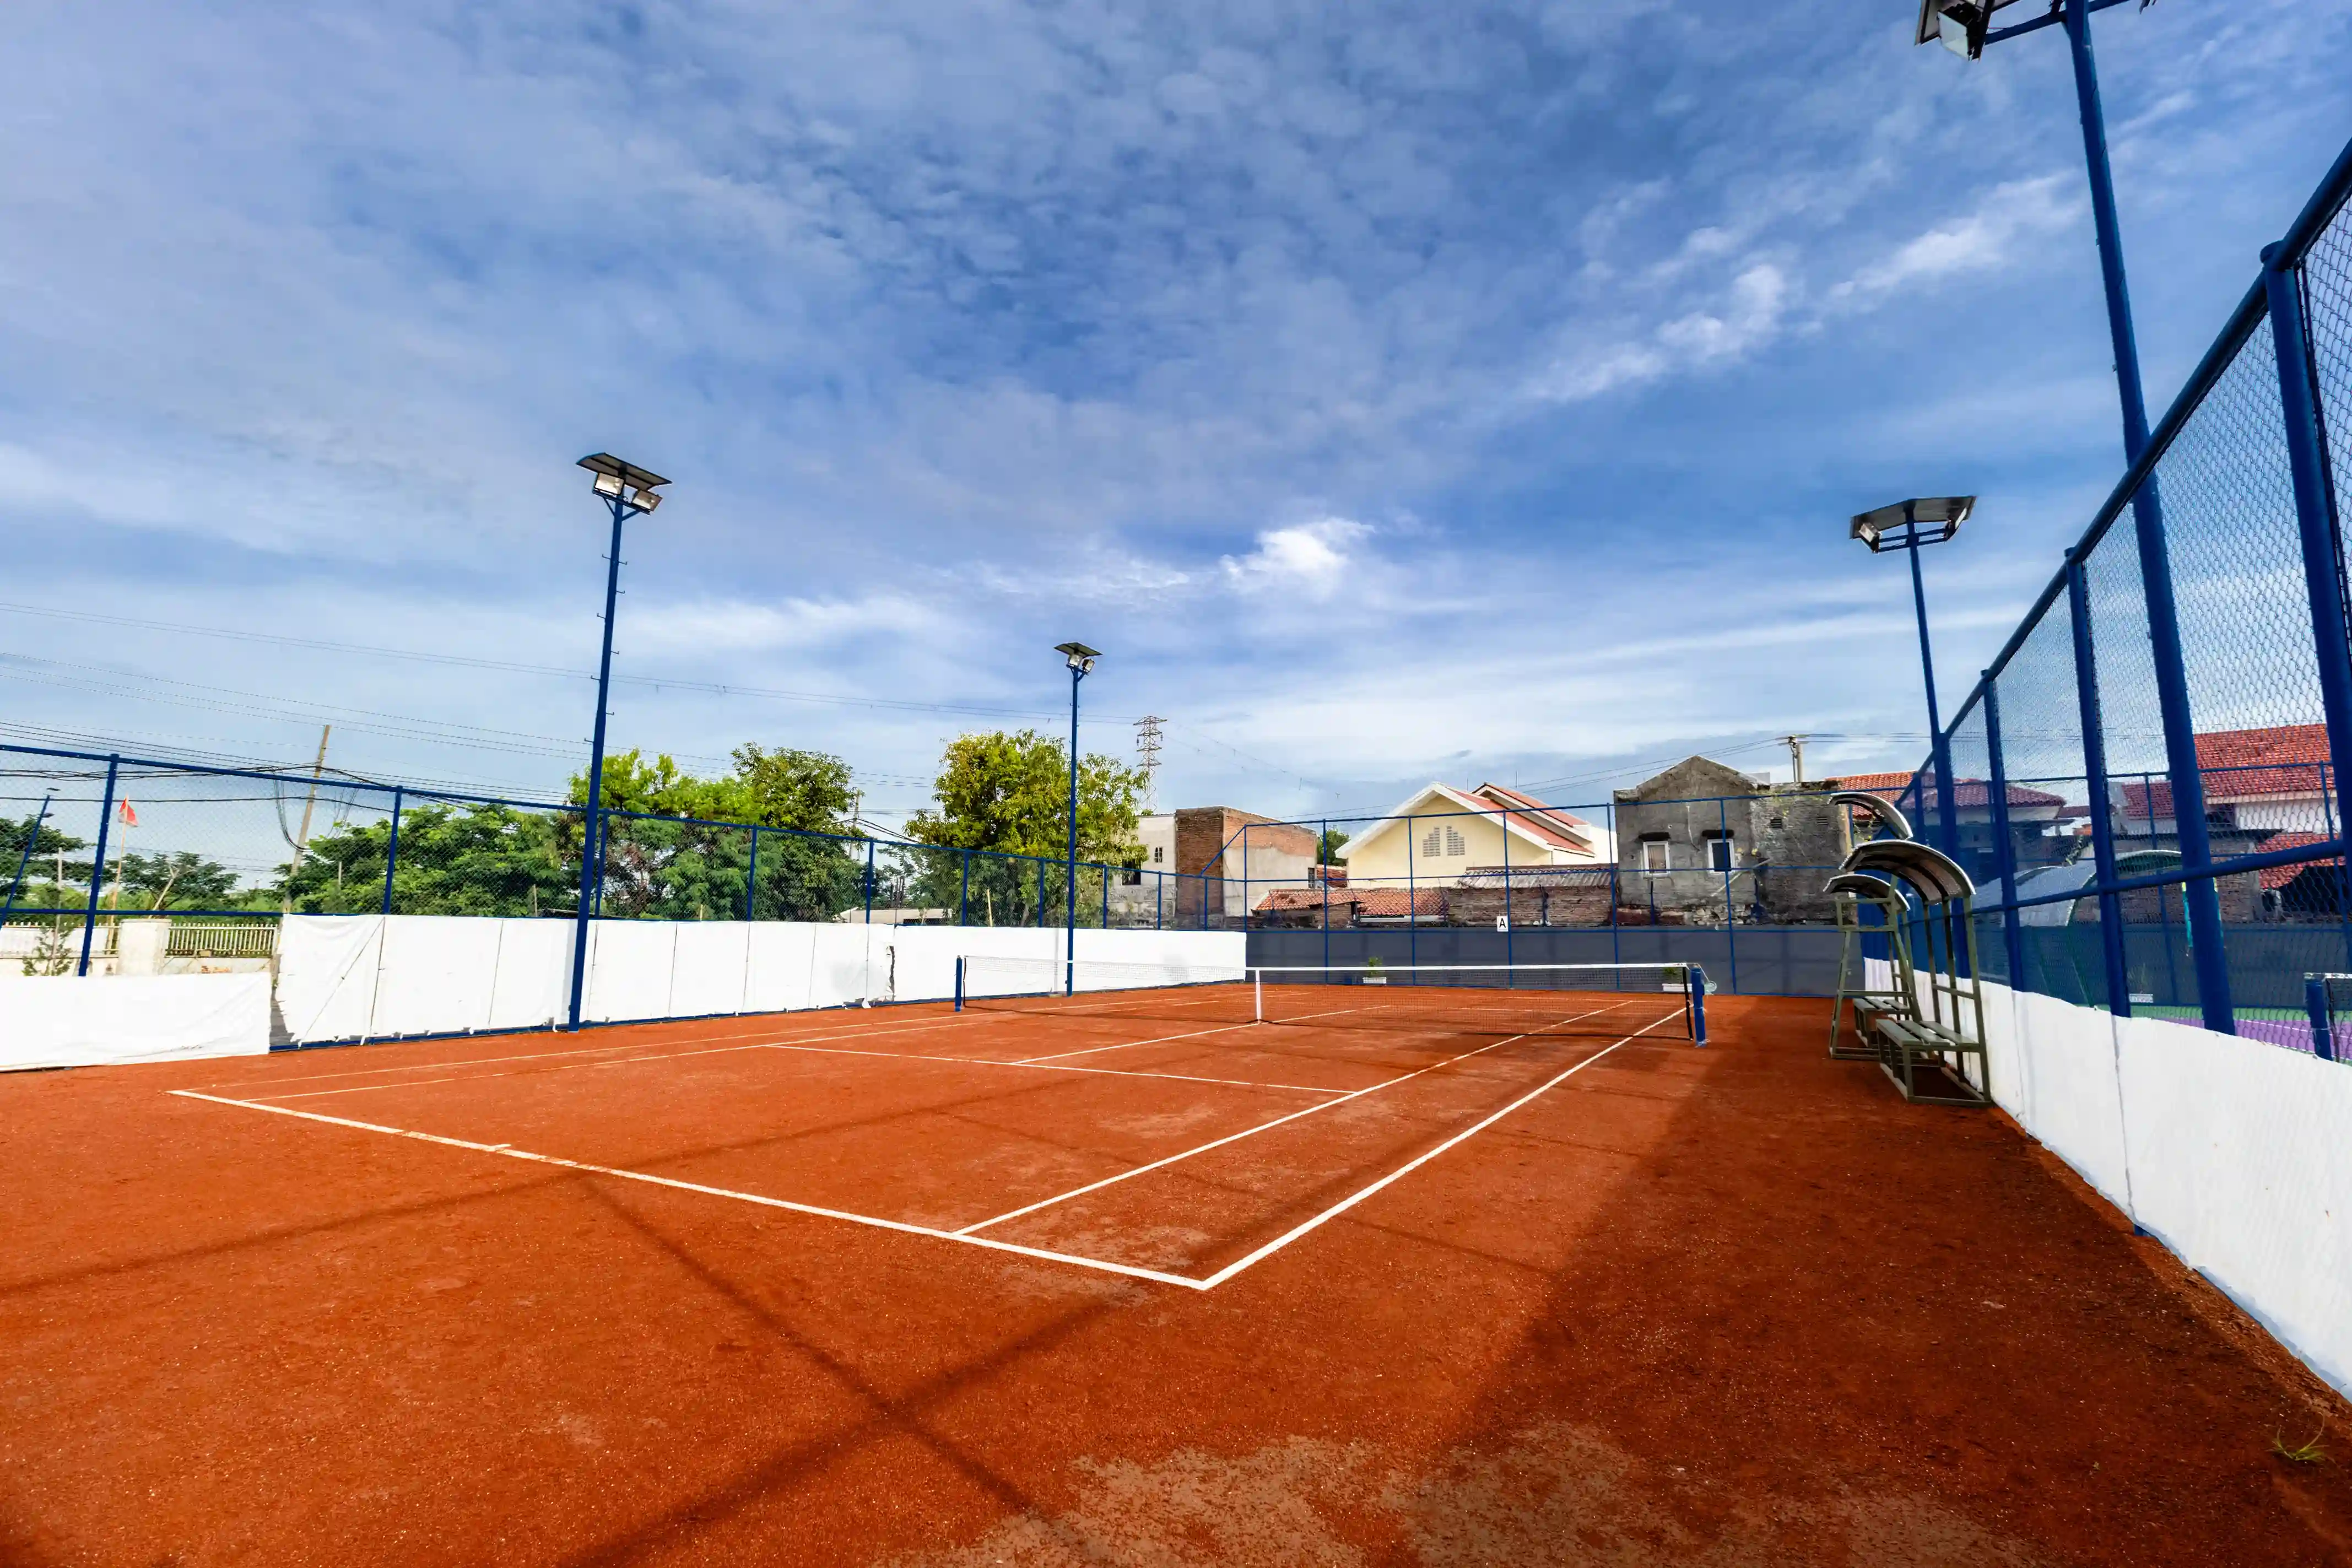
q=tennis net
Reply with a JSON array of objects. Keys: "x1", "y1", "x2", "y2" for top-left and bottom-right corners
[
  {"x1": 954, "y1": 955, "x2": 1707, "y2": 1043},
  {"x1": 1250, "y1": 963, "x2": 1707, "y2": 1043},
  {"x1": 955, "y1": 954, "x2": 1251, "y2": 1012}
]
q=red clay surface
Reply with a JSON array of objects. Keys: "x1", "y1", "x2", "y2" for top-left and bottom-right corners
[{"x1": 2, "y1": 987, "x2": 2348, "y2": 1565}]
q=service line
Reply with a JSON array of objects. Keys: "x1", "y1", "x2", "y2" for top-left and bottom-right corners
[
  {"x1": 1196, "y1": 1008, "x2": 1686, "y2": 1288},
  {"x1": 165, "y1": 1090, "x2": 1213, "y2": 1291},
  {"x1": 955, "y1": 999, "x2": 1642, "y2": 1236}
]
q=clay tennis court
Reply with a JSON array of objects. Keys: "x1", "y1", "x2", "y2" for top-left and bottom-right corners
[{"x1": 3, "y1": 986, "x2": 2349, "y2": 1564}]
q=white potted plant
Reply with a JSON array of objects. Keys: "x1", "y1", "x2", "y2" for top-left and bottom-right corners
[{"x1": 1362, "y1": 955, "x2": 1387, "y2": 986}]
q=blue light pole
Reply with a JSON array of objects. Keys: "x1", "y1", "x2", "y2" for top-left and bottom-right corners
[
  {"x1": 567, "y1": 453, "x2": 669, "y2": 1032},
  {"x1": 1852, "y1": 496, "x2": 1973, "y2": 859},
  {"x1": 1053, "y1": 641, "x2": 1100, "y2": 997},
  {"x1": 1917, "y1": 0, "x2": 2234, "y2": 1034}
]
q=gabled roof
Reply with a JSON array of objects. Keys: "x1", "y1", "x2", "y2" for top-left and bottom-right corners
[
  {"x1": 1338, "y1": 782, "x2": 1596, "y2": 860},
  {"x1": 1468, "y1": 782, "x2": 1596, "y2": 853}
]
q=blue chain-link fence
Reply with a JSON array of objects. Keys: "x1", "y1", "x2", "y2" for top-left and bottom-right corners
[{"x1": 1893, "y1": 135, "x2": 2352, "y2": 1052}]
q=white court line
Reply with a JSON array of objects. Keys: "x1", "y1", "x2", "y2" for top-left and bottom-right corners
[
  {"x1": 231, "y1": 1015, "x2": 999, "y2": 1101},
  {"x1": 759, "y1": 1041, "x2": 1346, "y2": 1096},
  {"x1": 204, "y1": 1009, "x2": 990, "y2": 1090},
  {"x1": 165, "y1": 1090, "x2": 1212, "y2": 1291},
  {"x1": 1007, "y1": 1006, "x2": 1367, "y2": 1066},
  {"x1": 955, "y1": 998, "x2": 1643, "y2": 1236},
  {"x1": 1196, "y1": 1009, "x2": 1686, "y2": 1288},
  {"x1": 1011, "y1": 1019, "x2": 1269, "y2": 1066}
]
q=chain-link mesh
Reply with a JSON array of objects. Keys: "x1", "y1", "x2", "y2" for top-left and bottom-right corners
[
  {"x1": 2302, "y1": 189, "x2": 2352, "y2": 656},
  {"x1": 1989, "y1": 596, "x2": 2104, "y2": 1008}
]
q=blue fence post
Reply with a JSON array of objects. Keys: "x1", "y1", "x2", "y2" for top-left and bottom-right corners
[
  {"x1": 1100, "y1": 862, "x2": 1109, "y2": 930},
  {"x1": 864, "y1": 839, "x2": 875, "y2": 926},
  {"x1": 743, "y1": 826, "x2": 759, "y2": 922},
  {"x1": 958, "y1": 848, "x2": 970, "y2": 927},
  {"x1": 77, "y1": 755, "x2": 120, "y2": 977},
  {"x1": 1981, "y1": 682, "x2": 2027, "y2": 992},
  {"x1": 1321, "y1": 818, "x2": 1331, "y2": 971},
  {"x1": 1718, "y1": 795, "x2": 1739, "y2": 994},
  {"x1": 1407, "y1": 814, "x2": 1418, "y2": 971},
  {"x1": 1154, "y1": 867, "x2": 1161, "y2": 931},
  {"x1": 1035, "y1": 857, "x2": 1045, "y2": 928},
  {"x1": 1501, "y1": 804, "x2": 1513, "y2": 978},
  {"x1": 381, "y1": 786, "x2": 403, "y2": 916},
  {"x1": 2067, "y1": 555, "x2": 2133, "y2": 1015},
  {"x1": 2264, "y1": 241, "x2": 2352, "y2": 987},
  {"x1": 1, "y1": 792, "x2": 51, "y2": 927}
]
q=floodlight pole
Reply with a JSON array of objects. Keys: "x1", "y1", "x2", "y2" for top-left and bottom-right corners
[
  {"x1": 1063, "y1": 656, "x2": 1089, "y2": 996},
  {"x1": 569, "y1": 489, "x2": 629, "y2": 1032},
  {"x1": 1902, "y1": 515, "x2": 1961, "y2": 858},
  {"x1": 2056, "y1": 0, "x2": 2234, "y2": 1033}
]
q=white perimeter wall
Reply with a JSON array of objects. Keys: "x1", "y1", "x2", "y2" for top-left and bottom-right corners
[
  {"x1": 0, "y1": 974, "x2": 271, "y2": 1072},
  {"x1": 274, "y1": 916, "x2": 1245, "y2": 1047},
  {"x1": 1867, "y1": 960, "x2": 2352, "y2": 1399}
]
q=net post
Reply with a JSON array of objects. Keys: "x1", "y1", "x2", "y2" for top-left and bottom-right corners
[
  {"x1": 1688, "y1": 965, "x2": 1707, "y2": 1046},
  {"x1": 2306, "y1": 976, "x2": 2333, "y2": 1062},
  {"x1": 954, "y1": 955, "x2": 965, "y2": 1013},
  {"x1": 1254, "y1": 967, "x2": 1263, "y2": 1023}
]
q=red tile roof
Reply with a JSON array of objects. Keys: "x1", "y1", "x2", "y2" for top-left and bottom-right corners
[
  {"x1": 1254, "y1": 887, "x2": 1447, "y2": 917},
  {"x1": 1831, "y1": 774, "x2": 2067, "y2": 810},
  {"x1": 2258, "y1": 831, "x2": 2335, "y2": 890}
]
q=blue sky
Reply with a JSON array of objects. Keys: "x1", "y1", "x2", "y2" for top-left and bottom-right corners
[{"x1": 4, "y1": 0, "x2": 2349, "y2": 833}]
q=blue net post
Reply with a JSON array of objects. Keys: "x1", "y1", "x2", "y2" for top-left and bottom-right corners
[
  {"x1": 954, "y1": 955, "x2": 965, "y2": 1013},
  {"x1": 1689, "y1": 965, "x2": 1707, "y2": 1046},
  {"x1": 380, "y1": 785, "x2": 403, "y2": 917},
  {"x1": 76, "y1": 755, "x2": 119, "y2": 977}
]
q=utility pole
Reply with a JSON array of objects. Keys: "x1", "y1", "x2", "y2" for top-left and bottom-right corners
[
  {"x1": 1777, "y1": 734, "x2": 1809, "y2": 785},
  {"x1": 1133, "y1": 716, "x2": 1164, "y2": 810},
  {"x1": 282, "y1": 724, "x2": 331, "y2": 915}
]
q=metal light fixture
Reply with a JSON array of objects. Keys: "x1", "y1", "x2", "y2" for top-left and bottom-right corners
[
  {"x1": 578, "y1": 453, "x2": 670, "y2": 515},
  {"x1": 1916, "y1": 0, "x2": 2151, "y2": 61},
  {"x1": 1851, "y1": 495, "x2": 1972, "y2": 553},
  {"x1": 1057, "y1": 640, "x2": 1100, "y2": 674}
]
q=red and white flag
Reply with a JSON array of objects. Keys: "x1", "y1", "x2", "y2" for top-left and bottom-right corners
[{"x1": 117, "y1": 801, "x2": 138, "y2": 828}]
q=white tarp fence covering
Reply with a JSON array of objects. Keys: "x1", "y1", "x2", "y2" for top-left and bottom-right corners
[
  {"x1": 275, "y1": 916, "x2": 1245, "y2": 1044},
  {"x1": 0, "y1": 974, "x2": 271, "y2": 1072},
  {"x1": 1867, "y1": 959, "x2": 2352, "y2": 1397}
]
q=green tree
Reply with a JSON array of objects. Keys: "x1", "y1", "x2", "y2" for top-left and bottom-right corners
[
  {"x1": 0, "y1": 812, "x2": 85, "y2": 911},
  {"x1": 900, "y1": 731, "x2": 1146, "y2": 928},
  {"x1": 111, "y1": 851, "x2": 241, "y2": 910},
  {"x1": 1317, "y1": 829, "x2": 1349, "y2": 866},
  {"x1": 282, "y1": 803, "x2": 577, "y2": 916},
  {"x1": 904, "y1": 730, "x2": 1146, "y2": 859},
  {"x1": 564, "y1": 746, "x2": 863, "y2": 922}
]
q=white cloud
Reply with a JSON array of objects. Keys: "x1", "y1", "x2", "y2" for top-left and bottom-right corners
[
  {"x1": 1829, "y1": 176, "x2": 2079, "y2": 305},
  {"x1": 1219, "y1": 517, "x2": 1371, "y2": 600}
]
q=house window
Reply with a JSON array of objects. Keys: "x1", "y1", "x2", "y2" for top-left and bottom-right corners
[
  {"x1": 1444, "y1": 826, "x2": 1465, "y2": 856},
  {"x1": 1151, "y1": 846, "x2": 1164, "y2": 864},
  {"x1": 1421, "y1": 826, "x2": 1441, "y2": 858},
  {"x1": 1639, "y1": 835, "x2": 1669, "y2": 874},
  {"x1": 1704, "y1": 831, "x2": 1734, "y2": 872}
]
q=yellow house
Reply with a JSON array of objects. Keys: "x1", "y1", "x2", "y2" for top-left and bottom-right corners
[{"x1": 1339, "y1": 783, "x2": 1605, "y2": 891}]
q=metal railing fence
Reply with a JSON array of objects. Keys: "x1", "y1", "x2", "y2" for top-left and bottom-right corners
[{"x1": 0, "y1": 741, "x2": 1236, "y2": 977}]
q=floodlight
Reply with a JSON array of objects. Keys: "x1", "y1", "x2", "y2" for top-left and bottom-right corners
[
  {"x1": 631, "y1": 487, "x2": 662, "y2": 512},
  {"x1": 1851, "y1": 496, "x2": 1973, "y2": 553},
  {"x1": 1055, "y1": 640, "x2": 1101, "y2": 674},
  {"x1": 577, "y1": 452, "x2": 671, "y2": 500}
]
